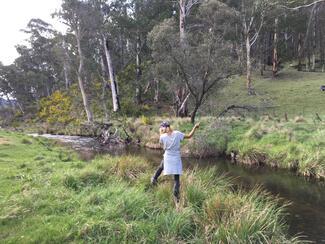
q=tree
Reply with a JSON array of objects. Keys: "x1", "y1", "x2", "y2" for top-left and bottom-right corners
[
  {"x1": 149, "y1": 0, "x2": 237, "y2": 123},
  {"x1": 238, "y1": 0, "x2": 272, "y2": 95},
  {"x1": 97, "y1": 0, "x2": 121, "y2": 112},
  {"x1": 58, "y1": 0, "x2": 95, "y2": 122}
]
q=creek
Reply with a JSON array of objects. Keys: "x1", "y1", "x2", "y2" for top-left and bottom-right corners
[{"x1": 33, "y1": 134, "x2": 325, "y2": 243}]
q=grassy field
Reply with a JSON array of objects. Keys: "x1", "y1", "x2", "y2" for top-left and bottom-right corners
[
  {"x1": 0, "y1": 130, "x2": 301, "y2": 243},
  {"x1": 206, "y1": 68, "x2": 325, "y2": 118}
]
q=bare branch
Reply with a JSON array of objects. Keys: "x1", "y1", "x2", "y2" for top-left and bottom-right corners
[
  {"x1": 171, "y1": 54, "x2": 198, "y2": 98},
  {"x1": 204, "y1": 74, "x2": 232, "y2": 94},
  {"x1": 185, "y1": 0, "x2": 202, "y2": 16},
  {"x1": 298, "y1": 3, "x2": 319, "y2": 55},
  {"x1": 280, "y1": 0, "x2": 325, "y2": 10},
  {"x1": 177, "y1": 93, "x2": 191, "y2": 114},
  {"x1": 250, "y1": 15, "x2": 264, "y2": 46},
  {"x1": 248, "y1": 16, "x2": 254, "y2": 32}
]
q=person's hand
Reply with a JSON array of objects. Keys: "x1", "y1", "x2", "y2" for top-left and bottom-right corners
[{"x1": 194, "y1": 122, "x2": 200, "y2": 129}]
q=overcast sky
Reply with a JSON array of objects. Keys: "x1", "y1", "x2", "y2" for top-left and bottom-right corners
[{"x1": 0, "y1": 0, "x2": 66, "y2": 65}]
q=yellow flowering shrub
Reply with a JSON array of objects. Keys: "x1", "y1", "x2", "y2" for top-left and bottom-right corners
[{"x1": 39, "y1": 91, "x2": 75, "y2": 124}]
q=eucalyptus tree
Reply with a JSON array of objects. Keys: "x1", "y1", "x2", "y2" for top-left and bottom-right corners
[
  {"x1": 149, "y1": 0, "x2": 238, "y2": 123},
  {"x1": 89, "y1": 0, "x2": 122, "y2": 112},
  {"x1": 0, "y1": 18, "x2": 64, "y2": 114},
  {"x1": 57, "y1": 0, "x2": 96, "y2": 122},
  {"x1": 238, "y1": 0, "x2": 275, "y2": 94},
  {"x1": 0, "y1": 62, "x2": 30, "y2": 113},
  {"x1": 129, "y1": 0, "x2": 173, "y2": 104},
  {"x1": 0, "y1": 63, "x2": 14, "y2": 106}
]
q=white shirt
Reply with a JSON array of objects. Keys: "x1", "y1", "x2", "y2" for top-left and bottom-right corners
[{"x1": 160, "y1": 131, "x2": 185, "y2": 175}]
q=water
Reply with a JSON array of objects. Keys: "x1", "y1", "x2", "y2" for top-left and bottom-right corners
[{"x1": 34, "y1": 134, "x2": 325, "y2": 243}]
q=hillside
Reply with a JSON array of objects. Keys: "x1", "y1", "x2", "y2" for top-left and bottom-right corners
[{"x1": 207, "y1": 68, "x2": 325, "y2": 118}]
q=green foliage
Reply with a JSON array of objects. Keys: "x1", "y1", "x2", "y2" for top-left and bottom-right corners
[
  {"x1": 0, "y1": 129, "x2": 301, "y2": 243},
  {"x1": 38, "y1": 90, "x2": 75, "y2": 125}
]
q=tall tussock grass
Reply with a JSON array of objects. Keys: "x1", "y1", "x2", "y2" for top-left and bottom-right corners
[{"x1": 0, "y1": 130, "x2": 303, "y2": 243}]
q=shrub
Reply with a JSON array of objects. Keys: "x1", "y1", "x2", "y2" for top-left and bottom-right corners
[
  {"x1": 38, "y1": 91, "x2": 75, "y2": 125},
  {"x1": 186, "y1": 121, "x2": 230, "y2": 157}
]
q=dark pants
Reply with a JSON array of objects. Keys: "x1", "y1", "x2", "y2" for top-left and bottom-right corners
[{"x1": 153, "y1": 160, "x2": 180, "y2": 200}]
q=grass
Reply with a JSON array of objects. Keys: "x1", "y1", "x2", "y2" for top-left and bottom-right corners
[
  {"x1": 207, "y1": 68, "x2": 325, "y2": 118},
  {"x1": 0, "y1": 129, "x2": 301, "y2": 243},
  {"x1": 131, "y1": 115, "x2": 325, "y2": 180},
  {"x1": 225, "y1": 117, "x2": 325, "y2": 180}
]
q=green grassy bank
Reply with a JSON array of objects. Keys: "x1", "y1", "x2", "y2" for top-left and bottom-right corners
[
  {"x1": 133, "y1": 116, "x2": 325, "y2": 181},
  {"x1": 0, "y1": 130, "x2": 300, "y2": 243},
  {"x1": 208, "y1": 69, "x2": 325, "y2": 117}
]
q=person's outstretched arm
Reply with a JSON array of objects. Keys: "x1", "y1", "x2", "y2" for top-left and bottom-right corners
[{"x1": 184, "y1": 123, "x2": 200, "y2": 139}]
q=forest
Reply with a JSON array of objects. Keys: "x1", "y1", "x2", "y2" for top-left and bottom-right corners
[{"x1": 0, "y1": 0, "x2": 325, "y2": 125}]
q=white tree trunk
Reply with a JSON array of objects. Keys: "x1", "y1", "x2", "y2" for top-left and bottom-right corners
[
  {"x1": 76, "y1": 31, "x2": 93, "y2": 123},
  {"x1": 135, "y1": 33, "x2": 142, "y2": 104},
  {"x1": 154, "y1": 79, "x2": 159, "y2": 103},
  {"x1": 246, "y1": 35, "x2": 253, "y2": 95},
  {"x1": 179, "y1": 0, "x2": 186, "y2": 48},
  {"x1": 100, "y1": 56, "x2": 109, "y2": 121},
  {"x1": 312, "y1": 9, "x2": 317, "y2": 71},
  {"x1": 103, "y1": 36, "x2": 120, "y2": 112},
  {"x1": 62, "y1": 40, "x2": 71, "y2": 89},
  {"x1": 272, "y1": 18, "x2": 279, "y2": 77}
]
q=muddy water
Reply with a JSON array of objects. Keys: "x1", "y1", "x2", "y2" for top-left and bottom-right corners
[{"x1": 34, "y1": 134, "x2": 325, "y2": 243}]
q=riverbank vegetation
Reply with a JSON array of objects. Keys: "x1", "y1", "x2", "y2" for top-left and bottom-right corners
[
  {"x1": 0, "y1": 130, "x2": 302, "y2": 243},
  {"x1": 126, "y1": 116, "x2": 324, "y2": 180},
  {"x1": 0, "y1": 0, "x2": 324, "y2": 182}
]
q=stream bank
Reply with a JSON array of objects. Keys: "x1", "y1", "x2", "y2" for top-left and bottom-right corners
[
  {"x1": 31, "y1": 133, "x2": 325, "y2": 243},
  {"x1": 1, "y1": 130, "x2": 300, "y2": 243}
]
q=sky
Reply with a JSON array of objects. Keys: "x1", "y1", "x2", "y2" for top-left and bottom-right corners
[{"x1": 0, "y1": 0, "x2": 66, "y2": 65}]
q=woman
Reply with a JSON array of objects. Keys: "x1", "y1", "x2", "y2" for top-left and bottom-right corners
[{"x1": 151, "y1": 121, "x2": 200, "y2": 202}]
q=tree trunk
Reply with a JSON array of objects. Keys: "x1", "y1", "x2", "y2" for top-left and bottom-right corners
[
  {"x1": 175, "y1": 86, "x2": 188, "y2": 117},
  {"x1": 272, "y1": 18, "x2": 279, "y2": 78},
  {"x1": 190, "y1": 103, "x2": 199, "y2": 124},
  {"x1": 179, "y1": 0, "x2": 186, "y2": 48},
  {"x1": 239, "y1": 32, "x2": 245, "y2": 73},
  {"x1": 259, "y1": 33, "x2": 265, "y2": 76},
  {"x1": 154, "y1": 79, "x2": 159, "y2": 103},
  {"x1": 306, "y1": 41, "x2": 310, "y2": 71},
  {"x1": 284, "y1": 14, "x2": 289, "y2": 58},
  {"x1": 267, "y1": 31, "x2": 273, "y2": 65},
  {"x1": 103, "y1": 35, "x2": 120, "y2": 112},
  {"x1": 135, "y1": 33, "x2": 142, "y2": 104},
  {"x1": 303, "y1": 3, "x2": 318, "y2": 72},
  {"x1": 63, "y1": 61, "x2": 70, "y2": 90},
  {"x1": 320, "y1": 19, "x2": 325, "y2": 72},
  {"x1": 76, "y1": 31, "x2": 93, "y2": 123},
  {"x1": 100, "y1": 56, "x2": 109, "y2": 121},
  {"x1": 246, "y1": 35, "x2": 254, "y2": 95},
  {"x1": 311, "y1": 8, "x2": 317, "y2": 71},
  {"x1": 62, "y1": 40, "x2": 71, "y2": 89},
  {"x1": 298, "y1": 33, "x2": 303, "y2": 71},
  {"x1": 177, "y1": 0, "x2": 189, "y2": 116}
]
